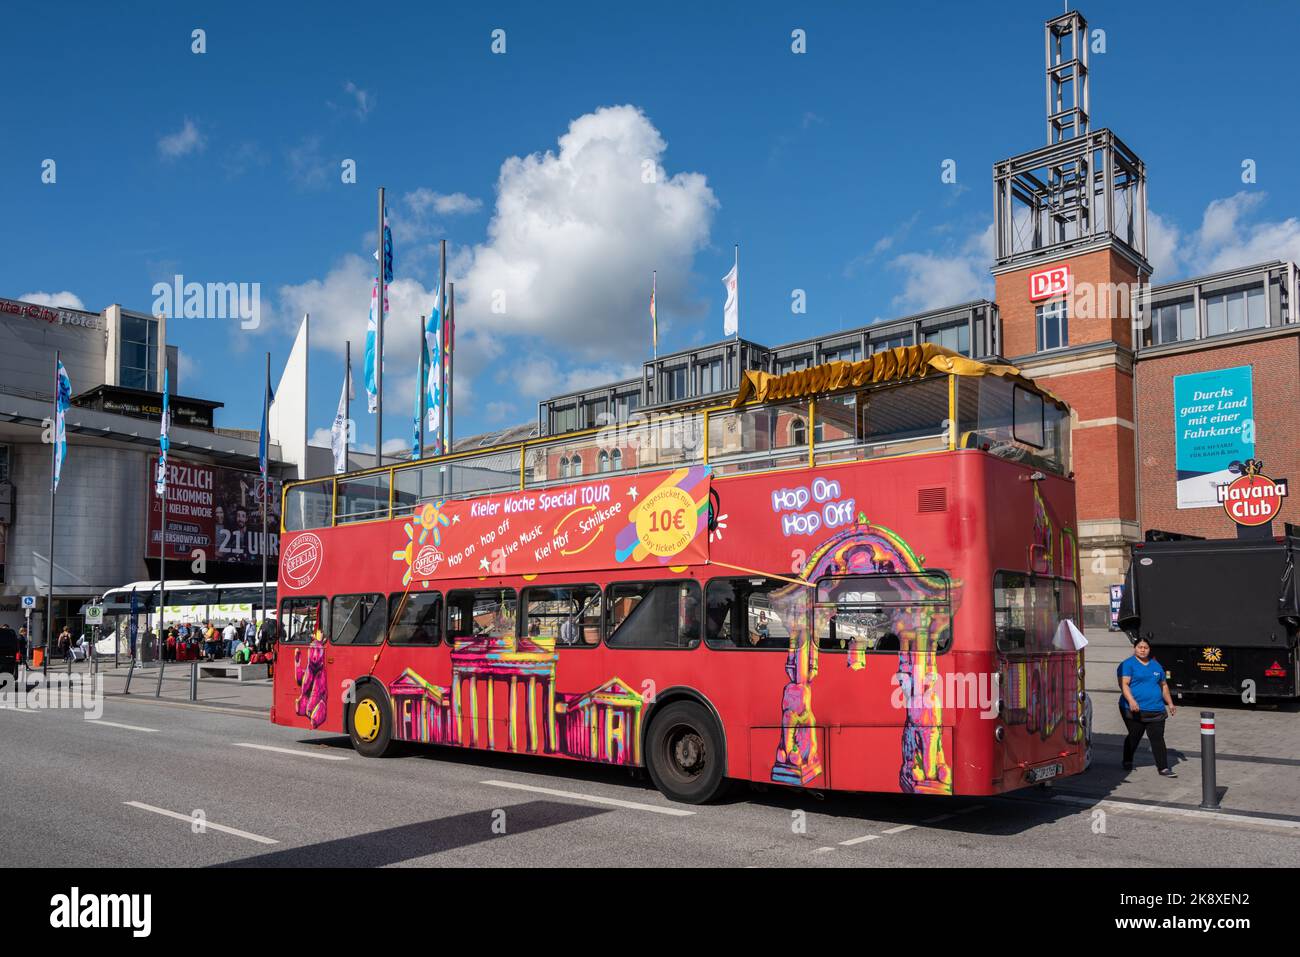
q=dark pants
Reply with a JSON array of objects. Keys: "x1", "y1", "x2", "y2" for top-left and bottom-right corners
[{"x1": 1122, "y1": 709, "x2": 1169, "y2": 771}]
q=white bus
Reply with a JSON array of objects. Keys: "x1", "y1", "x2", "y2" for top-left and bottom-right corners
[{"x1": 98, "y1": 580, "x2": 277, "y2": 657}]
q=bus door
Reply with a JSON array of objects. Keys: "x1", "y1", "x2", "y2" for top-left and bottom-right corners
[
  {"x1": 275, "y1": 595, "x2": 332, "y2": 732},
  {"x1": 993, "y1": 573, "x2": 1086, "y2": 782}
]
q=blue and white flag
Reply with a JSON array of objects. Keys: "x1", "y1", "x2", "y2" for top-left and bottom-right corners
[
  {"x1": 424, "y1": 288, "x2": 443, "y2": 452},
  {"x1": 364, "y1": 278, "x2": 379, "y2": 414},
  {"x1": 53, "y1": 360, "x2": 72, "y2": 492},
  {"x1": 383, "y1": 208, "x2": 393, "y2": 284},
  {"x1": 410, "y1": 349, "x2": 423, "y2": 461},
  {"x1": 330, "y1": 362, "x2": 352, "y2": 474},
  {"x1": 154, "y1": 369, "x2": 170, "y2": 497},
  {"x1": 258, "y1": 379, "x2": 275, "y2": 481}
]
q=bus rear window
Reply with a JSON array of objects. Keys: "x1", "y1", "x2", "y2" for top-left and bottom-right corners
[
  {"x1": 815, "y1": 574, "x2": 952, "y2": 654},
  {"x1": 993, "y1": 572, "x2": 1080, "y2": 654}
]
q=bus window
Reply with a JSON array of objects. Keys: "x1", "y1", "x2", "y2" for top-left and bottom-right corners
[
  {"x1": 705, "y1": 578, "x2": 792, "y2": 650},
  {"x1": 280, "y1": 597, "x2": 323, "y2": 644},
  {"x1": 524, "y1": 586, "x2": 601, "y2": 647},
  {"x1": 606, "y1": 581, "x2": 701, "y2": 650},
  {"x1": 331, "y1": 593, "x2": 386, "y2": 646},
  {"x1": 388, "y1": 591, "x2": 442, "y2": 645},
  {"x1": 446, "y1": 589, "x2": 517, "y2": 642},
  {"x1": 993, "y1": 573, "x2": 1079, "y2": 654},
  {"x1": 815, "y1": 574, "x2": 952, "y2": 655}
]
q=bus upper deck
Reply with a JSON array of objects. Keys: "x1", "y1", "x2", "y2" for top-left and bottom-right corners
[{"x1": 282, "y1": 344, "x2": 1071, "y2": 531}]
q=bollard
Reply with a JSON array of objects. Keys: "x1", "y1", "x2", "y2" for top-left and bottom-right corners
[
  {"x1": 124, "y1": 656, "x2": 135, "y2": 695},
  {"x1": 189, "y1": 661, "x2": 198, "y2": 702},
  {"x1": 154, "y1": 657, "x2": 165, "y2": 698},
  {"x1": 1199, "y1": 711, "x2": 1220, "y2": 809}
]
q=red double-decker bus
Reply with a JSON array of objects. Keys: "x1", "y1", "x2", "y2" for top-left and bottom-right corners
[{"x1": 272, "y1": 345, "x2": 1088, "y2": 803}]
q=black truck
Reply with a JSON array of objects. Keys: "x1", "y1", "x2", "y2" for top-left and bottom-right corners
[{"x1": 1117, "y1": 529, "x2": 1300, "y2": 700}]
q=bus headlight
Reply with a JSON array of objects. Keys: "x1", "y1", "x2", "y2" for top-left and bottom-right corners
[{"x1": 994, "y1": 725, "x2": 1005, "y2": 742}]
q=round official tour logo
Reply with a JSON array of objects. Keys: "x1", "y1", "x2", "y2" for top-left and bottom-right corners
[{"x1": 282, "y1": 533, "x2": 324, "y2": 589}]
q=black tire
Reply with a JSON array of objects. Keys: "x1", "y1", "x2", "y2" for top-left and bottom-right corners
[
  {"x1": 348, "y1": 684, "x2": 397, "y2": 758},
  {"x1": 644, "y1": 700, "x2": 727, "y2": 804}
]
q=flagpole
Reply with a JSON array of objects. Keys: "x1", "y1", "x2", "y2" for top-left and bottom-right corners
[
  {"x1": 344, "y1": 341, "x2": 351, "y2": 469},
  {"x1": 417, "y1": 315, "x2": 426, "y2": 458},
  {"x1": 158, "y1": 366, "x2": 169, "y2": 663},
  {"x1": 44, "y1": 351, "x2": 59, "y2": 677},
  {"x1": 260, "y1": 351, "x2": 269, "y2": 631},
  {"x1": 652, "y1": 271, "x2": 658, "y2": 360},
  {"x1": 438, "y1": 239, "x2": 447, "y2": 456},
  {"x1": 375, "y1": 186, "x2": 386, "y2": 469},
  {"x1": 734, "y1": 244, "x2": 740, "y2": 339},
  {"x1": 448, "y1": 282, "x2": 455, "y2": 454}
]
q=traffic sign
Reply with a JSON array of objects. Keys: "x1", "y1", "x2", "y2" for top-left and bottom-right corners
[
  {"x1": 20, "y1": 595, "x2": 35, "y2": 609},
  {"x1": 86, "y1": 606, "x2": 104, "y2": 626}
]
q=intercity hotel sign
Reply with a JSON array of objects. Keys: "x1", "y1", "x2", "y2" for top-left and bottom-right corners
[{"x1": 0, "y1": 296, "x2": 103, "y2": 331}]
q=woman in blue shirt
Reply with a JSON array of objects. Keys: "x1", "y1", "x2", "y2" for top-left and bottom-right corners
[{"x1": 1117, "y1": 637, "x2": 1178, "y2": 776}]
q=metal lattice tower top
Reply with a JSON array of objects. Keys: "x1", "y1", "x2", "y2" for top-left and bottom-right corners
[{"x1": 1046, "y1": 11, "x2": 1089, "y2": 144}]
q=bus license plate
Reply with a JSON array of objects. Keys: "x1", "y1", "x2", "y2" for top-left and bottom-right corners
[{"x1": 1027, "y1": 763, "x2": 1062, "y2": 783}]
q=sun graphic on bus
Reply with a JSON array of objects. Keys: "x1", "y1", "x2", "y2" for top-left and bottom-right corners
[
  {"x1": 1202, "y1": 647, "x2": 1223, "y2": 663},
  {"x1": 391, "y1": 500, "x2": 450, "y2": 588}
]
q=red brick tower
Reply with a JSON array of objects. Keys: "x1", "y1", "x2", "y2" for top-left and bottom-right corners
[{"x1": 991, "y1": 11, "x2": 1151, "y2": 626}]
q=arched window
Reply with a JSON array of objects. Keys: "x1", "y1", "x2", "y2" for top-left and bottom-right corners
[
  {"x1": 572, "y1": 455, "x2": 583, "y2": 477},
  {"x1": 611, "y1": 449, "x2": 622, "y2": 471},
  {"x1": 598, "y1": 450, "x2": 610, "y2": 472},
  {"x1": 791, "y1": 417, "x2": 807, "y2": 446},
  {"x1": 559, "y1": 456, "x2": 569, "y2": 478}
]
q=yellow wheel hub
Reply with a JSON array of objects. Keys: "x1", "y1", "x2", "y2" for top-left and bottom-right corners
[{"x1": 354, "y1": 698, "x2": 382, "y2": 743}]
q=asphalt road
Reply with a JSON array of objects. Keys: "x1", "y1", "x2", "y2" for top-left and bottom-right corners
[{"x1": 1, "y1": 692, "x2": 1297, "y2": 868}]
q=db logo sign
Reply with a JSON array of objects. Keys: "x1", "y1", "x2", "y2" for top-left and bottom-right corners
[
  {"x1": 1028, "y1": 265, "x2": 1071, "y2": 301},
  {"x1": 282, "y1": 533, "x2": 324, "y2": 589},
  {"x1": 1217, "y1": 461, "x2": 1288, "y2": 527}
]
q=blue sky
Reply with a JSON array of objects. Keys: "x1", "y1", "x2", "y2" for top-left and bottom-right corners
[{"x1": 4, "y1": 0, "x2": 1298, "y2": 453}]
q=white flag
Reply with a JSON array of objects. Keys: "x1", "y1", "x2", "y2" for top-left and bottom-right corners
[
  {"x1": 721, "y1": 257, "x2": 739, "y2": 337},
  {"x1": 331, "y1": 365, "x2": 352, "y2": 474}
]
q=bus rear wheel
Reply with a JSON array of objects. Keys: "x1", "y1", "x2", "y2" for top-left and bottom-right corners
[
  {"x1": 349, "y1": 685, "x2": 396, "y2": 758},
  {"x1": 645, "y1": 701, "x2": 726, "y2": 804}
]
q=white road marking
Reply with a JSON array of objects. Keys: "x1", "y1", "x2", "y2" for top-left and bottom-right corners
[
  {"x1": 86, "y1": 719, "x2": 158, "y2": 733},
  {"x1": 1049, "y1": 794, "x2": 1300, "y2": 831},
  {"x1": 481, "y1": 779, "x2": 696, "y2": 817},
  {"x1": 839, "y1": 833, "x2": 881, "y2": 846},
  {"x1": 231, "y1": 742, "x2": 349, "y2": 761},
  {"x1": 123, "y1": 801, "x2": 278, "y2": 845},
  {"x1": 812, "y1": 846, "x2": 835, "y2": 853},
  {"x1": 0, "y1": 706, "x2": 37, "y2": 715},
  {"x1": 881, "y1": 824, "x2": 916, "y2": 834}
]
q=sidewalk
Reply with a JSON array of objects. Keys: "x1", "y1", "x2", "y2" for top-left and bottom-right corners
[
  {"x1": 1073, "y1": 627, "x2": 1300, "y2": 822},
  {"x1": 19, "y1": 658, "x2": 272, "y2": 713}
]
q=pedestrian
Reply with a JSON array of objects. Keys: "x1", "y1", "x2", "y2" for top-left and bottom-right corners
[
  {"x1": 58, "y1": 626, "x2": 72, "y2": 661},
  {"x1": 222, "y1": 620, "x2": 238, "y2": 658},
  {"x1": 243, "y1": 617, "x2": 256, "y2": 646},
  {"x1": 17, "y1": 626, "x2": 28, "y2": 664},
  {"x1": 1117, "y1": 637, "x2": 1178, "y2": 777}
]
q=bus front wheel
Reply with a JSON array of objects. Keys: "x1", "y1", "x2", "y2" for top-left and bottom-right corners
[
  {"x1": 645, "y1": 701, "x2": 726, "y2": 804},
  {"x1": 349, "y1": 685, "x2": 396, "y2": 758}
]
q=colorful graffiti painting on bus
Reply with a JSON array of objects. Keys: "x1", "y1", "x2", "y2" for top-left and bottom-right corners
[
  {"x1": 387, "y1": 648, "x2": 647, "y2": 767},
  {"x1": 294, "y1": 633, "x2": 328, "y2": 729},
  {"x1": 768, "y1": 520, "x2": 959, "y2": 795}
]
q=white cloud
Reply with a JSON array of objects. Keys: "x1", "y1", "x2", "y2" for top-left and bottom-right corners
[
  {"x1": 343, "y1": 81, "x2": 372, "y2": 119},
  {"x1": 452, "y1": 105, "x2": 717, "y2": 360},
  {"x1": 286, "y1": 136, "x2": 330, "y2": 190},
  {"x1": 308, "y1": 427, "x2": 405, "y2": 457},
  {"x1": 887, "y1": 223, "x2": 993, "y2": 312},
  {"x1": 18, "y1": 290, "x2": 85, "y2": 310},
  {"x1": 407, "y1": 189, "x2": 482, "y2": 217},
  {"x1": 1148, "y1": 192, "x2": 1300, "y2": 281},
  {"x1": 158, "y1": 119, "x2": 205, "y2": 159}
]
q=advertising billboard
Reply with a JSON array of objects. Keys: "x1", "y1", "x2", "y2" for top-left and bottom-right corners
[
  {"x1": 146, "y1": 456, "x2": 280, "y2": 568},
  {"x1": 1173, "y1": 366, "x2": 1254, "y2": 509}
]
